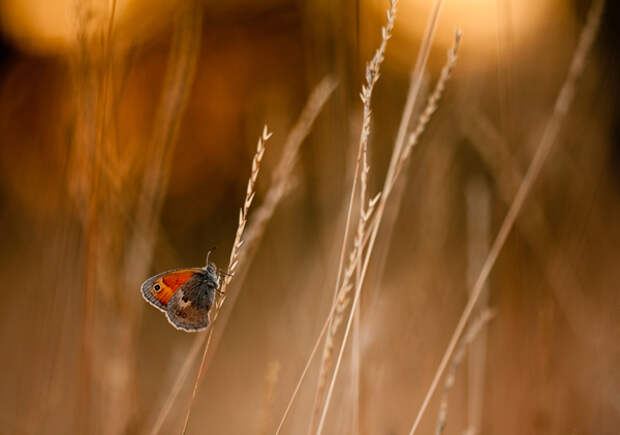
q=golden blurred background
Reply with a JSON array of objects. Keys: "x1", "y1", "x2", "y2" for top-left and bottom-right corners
[{"x1": 0, "y1": 0, "x2": 618, "y2": 434}]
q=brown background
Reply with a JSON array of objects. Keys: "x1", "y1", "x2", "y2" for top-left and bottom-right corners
[{"x1": 0, "y1": 0, "x2": 618, "y2": 434}]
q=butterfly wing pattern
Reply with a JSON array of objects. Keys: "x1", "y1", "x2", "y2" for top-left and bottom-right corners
[
  {"x1": 140, "y1": 268, "x2": 203, "y2": 312},
  {"x1": 166, "y1": 273, "x2": 217, "y2": 332}
]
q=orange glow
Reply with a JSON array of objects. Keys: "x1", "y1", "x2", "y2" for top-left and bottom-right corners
[
  {"x1": 368, "y1": 0, "x2": 570, "y2": 65},
  {"x1": 0, "y1": 0, "x2": 178, "y2": 54}
]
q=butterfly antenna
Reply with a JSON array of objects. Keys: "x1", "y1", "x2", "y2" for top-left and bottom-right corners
[{"x1": 205, "y1": 246, "x2": 216, "y2": 266}]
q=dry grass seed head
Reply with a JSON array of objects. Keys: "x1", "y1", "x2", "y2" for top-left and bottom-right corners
[{"x1": 308, "y1": 1, "x2": 397, "y2": 431}]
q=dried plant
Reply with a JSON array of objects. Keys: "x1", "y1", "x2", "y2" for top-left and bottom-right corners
[
  {"x1": 148, "y1": 77, "x2": 336, "y2": 435},
  {"x1": 393, "y1": 30, "x2": 462, "y2": 184},
  {"x1": 223, "y1": 126, "x2": 271, "y2": 292},
  {"x1": 199, "y1": 76, "x2": 338, "y2": 364},
  {"x1": 308, "y1": 2, "x2": 396, "y2": 431},
  {"x1": 275, "y1": 2, "x2": 460, "y2": 433},
  {"x1": 435, "y1": 310, "x2": 496, "y2": 435},
  {"x1": 181, "y1": 126, "x2": 272, "y2": 434},
  {"x1": 69, "y1": 0, "x2": 202, "y2": 433},
  {"x1": 464, "y1": 177, "x2": 492, "y2": 435},
  {"x1": 407, "y1": 0, "x2": 605, "y2": 433},
  {"x1": 315, "y1": 19, "x2": 459, "y2": 435},
  {"x1": 359, "y1": 29, "x2": 461, "y2": 328},
  {"x1": 147, "y1": 332, "x2": 206, "y2": 435}
]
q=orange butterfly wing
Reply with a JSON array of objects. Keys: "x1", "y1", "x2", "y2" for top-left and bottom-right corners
[{"x1": 141, "y1": 268, "x2": 203, "y2": 312}]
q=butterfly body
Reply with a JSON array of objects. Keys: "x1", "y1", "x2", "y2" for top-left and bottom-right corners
[{"x1": 141, "y1": 263, "x2": 220, "y2": 332}]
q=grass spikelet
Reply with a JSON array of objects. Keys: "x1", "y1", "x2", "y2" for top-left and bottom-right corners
[
  {"x1": 435, "y1": 310, "x2": 495, "y2": 435},
  {"x1": 181, "y1": 126, "x2": 272, "y2": 435},
  {"x1": 222, "y1": 125, "x2": 271, "y2": 294},
  {"x1": 185, "y1": 77, "x2": 338, "y2": 375},
  {"x1": 397, "y1": 29, "x2": 461, "y2": 173},
  {"x1": 315, "y1": 3, "x2": 452, "y2": 432},
  {"x1": 150, "y1": 78, "x2": 336, "y2": 435},
  {"x1": 307, "y1": 2, "x2": 396, "y2": 431}
]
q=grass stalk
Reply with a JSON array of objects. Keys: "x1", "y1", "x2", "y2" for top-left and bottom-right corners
[
  {"x1": 435, "y1": 310, "x2": 496, "y2": 435},
  {"x1": 308, "y1": 3, "x2": 397, "y2": 431},
  {"x1": 315, "y1": 21, "x2": 457, "y2": 435},
  {"x1": 150, "y1": 77, "x2": 336, "y2": 435},
  {"x1": 407, "y1": 1, "x2": 605, "y2": 432},
  {"x1": 181, "y1": 126, "x2": 272, "y2": 434}
]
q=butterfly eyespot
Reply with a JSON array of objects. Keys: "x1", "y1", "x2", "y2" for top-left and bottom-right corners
[{"x1": 154, "y1": 284, "x2": 161, "y2": 292}]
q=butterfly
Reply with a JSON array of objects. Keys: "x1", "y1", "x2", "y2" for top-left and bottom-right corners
[{"x1": 141, "y1": 254, "x2": 223, "y2": 332}]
